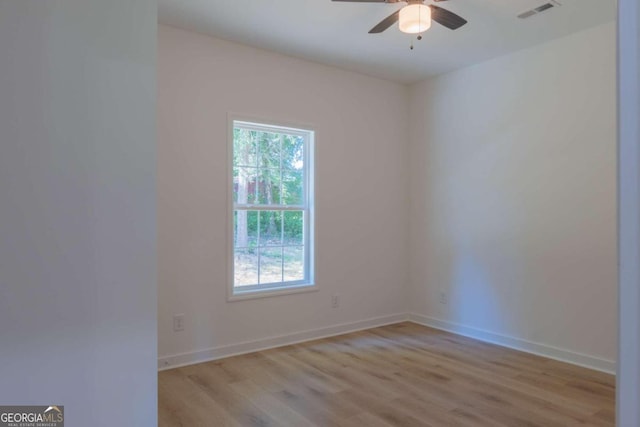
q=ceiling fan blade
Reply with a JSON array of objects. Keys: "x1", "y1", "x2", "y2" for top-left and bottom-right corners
[
  {"x1": 369, "y1": 10, "x2": 400, "y2": 33},
  {"x1": 429, "y1": 5, "x2": 468, "y2": 30},
  {"x1": 332, "y1": 0, "x2": 400, "y2": 3}
]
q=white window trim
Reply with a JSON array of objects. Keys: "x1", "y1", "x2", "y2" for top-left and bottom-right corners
[{"x1": 227, "y1": 113, "x2": 317, "y2": 302}]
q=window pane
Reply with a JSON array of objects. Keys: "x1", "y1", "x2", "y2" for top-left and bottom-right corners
[
  {"x1": 283, "y1": 246, "x2": 304, "y2": 282},
  {"x1": 260, "y1": 247, "x2": 282, "y2": 284},
  {"x1": 284, "y1": 211, "x2": 304, "y2": 245},
  {"x1": 257, "y1": 132, "x2": 281, "y2": 169},
  {"x1": 234, "y1": 129, "x2": 257, "y2": 167},
  {"x1": 259, "y1": 211, "x2": 282, "y2": 246},
  {"x1": 282, "y1": 134, "x2": 304, "y2": 170},
  {"x1": 256, "y1": 168, "x2": 281, "y2": 205},
  {"x1": 235, "y1": 248, "x2": 258, "y2": 287},
  {"x1": 282, "y1": 169, "x2": 304, "y2": 205},
  {"x1": 234, "y1": 167, "x2": 257, "y2": 204},
  {"x1": 234, "y1": 210, "x2": 258, "y2": 248}
]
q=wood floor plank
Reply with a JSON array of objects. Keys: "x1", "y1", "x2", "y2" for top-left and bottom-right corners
[
  {"x1": 184, "y1": 366, "x2": 281, "y2": 426},
  {"x1": 159, "y1": 369, "x2": 242, "y2": 426},
  {"x1": 272, "y1": 385, "x2": 361, "y2": 427},
  {"x1": 159, "y1": 322, "x2": 615, "y2": 426},
  {"x1": 342, "y1": 412, "x2": 396, "y2": 427},
  {"x1": 229, "y1": 379, "x2": 317, "y2": 427}
]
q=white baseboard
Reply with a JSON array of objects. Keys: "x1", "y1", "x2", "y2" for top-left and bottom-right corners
[
  {"x1": 407, "y1": 313, "x2": 616, "y2": 374},
  {"x1": 158, "y1": 312, "x2": 615, "y2": 375},
  {"x1": 158, "y1": 313, "x2": 408, "y2": 371}
]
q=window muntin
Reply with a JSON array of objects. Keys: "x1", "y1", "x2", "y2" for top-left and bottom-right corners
[{"x1": 231, "y1": 120, "x2": 314, "y2": 297}]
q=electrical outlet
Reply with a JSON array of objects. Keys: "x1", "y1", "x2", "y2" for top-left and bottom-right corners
[
  {"x1": 173, "y1": 314, "x2": 185, "y2": 332},
  {"x1": 331, "y1": 295, "x2": 339, "y2": 309},
  {"x1": 439, "y1": 291, "x2": 448, "y2": 305}
]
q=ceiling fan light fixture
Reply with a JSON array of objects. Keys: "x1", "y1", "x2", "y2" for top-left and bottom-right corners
[{"x1": 399, "y1": 4, "x2": 431, "y2": 34}]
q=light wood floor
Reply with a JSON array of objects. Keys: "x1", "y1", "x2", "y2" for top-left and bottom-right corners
[{"x1": 159, "y1": 322, "x2": 615, "y2": 426}]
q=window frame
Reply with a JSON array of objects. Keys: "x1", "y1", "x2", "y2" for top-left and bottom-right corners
[{"x1": 227, "y1": 114, "x2": 316, "y2": 301}]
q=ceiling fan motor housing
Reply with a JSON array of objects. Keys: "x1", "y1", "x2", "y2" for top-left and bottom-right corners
[{"x1": 399, "y1": 3, "x2": 432, "y2": 34}]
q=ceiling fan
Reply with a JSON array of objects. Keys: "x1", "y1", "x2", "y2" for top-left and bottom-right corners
[{"x1": 332, "y1": 0, "x2": 467, "y2": 35}]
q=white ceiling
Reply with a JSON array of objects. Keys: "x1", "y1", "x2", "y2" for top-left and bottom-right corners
[{"x1": 158, "y1": 0, "x2": 615, "y2": 84}]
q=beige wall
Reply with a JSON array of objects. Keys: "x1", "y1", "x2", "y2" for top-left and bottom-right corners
[
  {"x1": 408, "y1": 22, "x2": 617, "y2": 368},
  {"x1": 617, "y1": 0, "x2": 640, "y2": 421},
  {"x1": 158, "y1": 25, "x2": 410, "y2": 366},
  {"x1": 158, "y1": 21, "x2": 617, "y2": 372},
  {"x1": 0, "y1": 1, "x2": 157, "y2": 423}
]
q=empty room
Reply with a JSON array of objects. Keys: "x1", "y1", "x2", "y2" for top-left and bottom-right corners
[
  {"x1": 2, "y1": 1, "x2": 640, "y2": 426},
  {"x1": 156, "y1": 0, "x2": 619, "y2": 425}
]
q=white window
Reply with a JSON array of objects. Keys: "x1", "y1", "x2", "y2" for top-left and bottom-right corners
[{"x1": 228, "y1": 118, "x2": 315, "y2": 299}]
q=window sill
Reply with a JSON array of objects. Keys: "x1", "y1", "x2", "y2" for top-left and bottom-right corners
[{"x1": 228, "y1": 283, "x2": 318, "y2": 302}]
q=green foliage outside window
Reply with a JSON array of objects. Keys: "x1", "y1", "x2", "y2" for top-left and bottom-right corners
[{"x1": 233, "y1": 128, "x2": 305, "y2": 247}]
